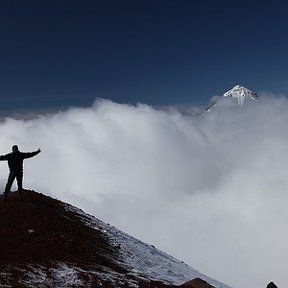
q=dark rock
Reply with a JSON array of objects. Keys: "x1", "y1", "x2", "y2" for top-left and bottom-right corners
[{"x1": 180, "y1": 278, "x2": 215, "y2": 288}]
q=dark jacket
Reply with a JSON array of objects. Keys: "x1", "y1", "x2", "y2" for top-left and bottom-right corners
[{"x1": 0, "y1": 150, "x2": 40, "y2": 172}]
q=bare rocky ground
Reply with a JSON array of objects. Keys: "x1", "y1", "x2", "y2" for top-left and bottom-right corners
[{"x1": 0, "y1": 190, "x2": 214, "y2": 288}]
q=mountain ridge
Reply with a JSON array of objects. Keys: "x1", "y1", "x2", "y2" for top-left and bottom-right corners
[{"x1": 0, "y1": 190, "x2": 232, "y2": 288}]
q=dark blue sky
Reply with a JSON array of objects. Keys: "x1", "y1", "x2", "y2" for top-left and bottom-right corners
[{"x1": 1, "y1": 0, "x2": 288, "y2": 111}]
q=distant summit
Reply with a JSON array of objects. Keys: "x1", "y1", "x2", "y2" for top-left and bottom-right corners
[
  {"x1": 223, "y1": 85, "x2": 258, "y2": 106},
  {"x1": 204, "y1": 85, "x2": 258, "y2": 113}
]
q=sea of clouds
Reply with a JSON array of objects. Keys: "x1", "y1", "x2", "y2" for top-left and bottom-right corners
[{"x1": 0, "y1": 94, "x2": 287, "y2": 288}]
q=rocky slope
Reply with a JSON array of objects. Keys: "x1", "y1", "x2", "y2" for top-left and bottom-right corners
[{"x1": 0, "y1": 190, "x2": 231, "y2": 288}]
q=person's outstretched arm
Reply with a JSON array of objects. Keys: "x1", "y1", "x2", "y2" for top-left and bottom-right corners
[
  {"x1": 22, "y1": 148, "x2": 41, "y2": 159},
  {"x1": 0, "y1": 154, "x2": 9, "y2": 161}
]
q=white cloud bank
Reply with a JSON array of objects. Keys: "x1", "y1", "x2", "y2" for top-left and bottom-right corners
[{"x1": 0, "y1": 94, "x2": 287, "y2": 288}]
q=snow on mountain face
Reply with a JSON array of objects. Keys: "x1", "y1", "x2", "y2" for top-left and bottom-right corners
[
  {"x1": 66, "y1": 201, "x2": 232, "y2": 288},
  {"x1": 204, "y1": 85, "x2": 258, "y2": 113},
  {"x1": 0, "y1": 191, "x2": 232, "y2": 288},
  {"x1": 222, "y1": 85, "x2": 258, "y2": 106}
]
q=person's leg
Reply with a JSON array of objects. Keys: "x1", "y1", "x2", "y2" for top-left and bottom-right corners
[
  {"x1": 4, "y1": 171, "x2": 16, "y2": 201},
  {"x1": 16, "y1": 172, "x2": 23, "y2": 200}
]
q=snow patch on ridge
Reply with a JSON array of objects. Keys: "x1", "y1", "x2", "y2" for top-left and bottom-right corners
[{"x1": 16, "y1": 264, "x2": 84, "y2": 288}]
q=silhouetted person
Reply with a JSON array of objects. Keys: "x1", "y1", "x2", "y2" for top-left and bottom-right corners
[
  {"x1": 0, "y1": 145, "x2": 41, "y2": 201},
  {"x1": 267, "y1": 282, "x2": 278, "y2": 288}
]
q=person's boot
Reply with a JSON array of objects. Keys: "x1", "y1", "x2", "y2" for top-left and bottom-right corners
[{"x1": 3, "y1": 192, "x2": 8, "y2": 202}]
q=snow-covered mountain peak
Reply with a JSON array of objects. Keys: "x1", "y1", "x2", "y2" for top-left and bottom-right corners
[{"x1": 223, "y1": 85, "x2": 258, "y2": 106}]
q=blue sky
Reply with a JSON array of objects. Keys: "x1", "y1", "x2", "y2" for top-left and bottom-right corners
[{"x1": 1, "y1": 0, "x2": 288, "y2": 111}]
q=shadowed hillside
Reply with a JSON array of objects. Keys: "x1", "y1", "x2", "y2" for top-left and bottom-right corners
[{"x1": 0, "y1": 191, "x2": 219, "y2": 288}]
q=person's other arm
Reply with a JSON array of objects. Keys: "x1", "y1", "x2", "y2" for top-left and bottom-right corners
[{"x1": 22, "y1": 148, "x2": 41, "y2": 159}]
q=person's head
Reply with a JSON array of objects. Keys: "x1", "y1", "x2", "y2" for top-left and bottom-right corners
[
  {"x1": 267, "y1": 282, "x2": 278, "y2": 288},
  {"x1": 12, "y1": 145, "x2": 19, "y2": 153}
]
